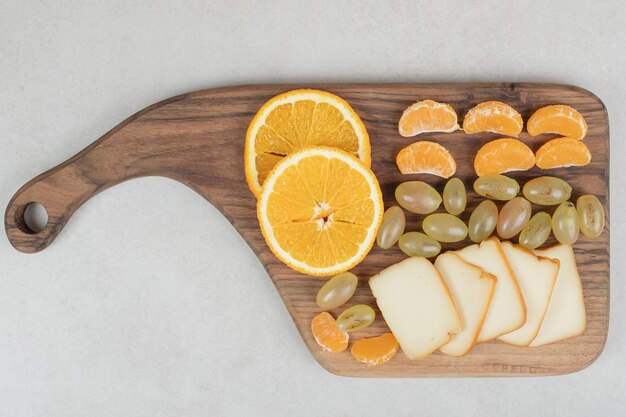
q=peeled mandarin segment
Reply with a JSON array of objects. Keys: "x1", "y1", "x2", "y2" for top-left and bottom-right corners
[
  {"x1": 351, "y1": 333, "x2": 399, "y2": 366},
  {"x1": 396, "y1": 141, "x2": 456, "y2": 178},
  {"x1": 527, "y1": 105, "x2": 588, "y2": 140},
  {"x1": 474, "y1": 138, "x2": 535, "y2": 177},
  {"x1": 257, "y1": 147, "x2": 383, "y2": 276},
  {"x1": 535, "y1": 137, "x2": 591, "y2": 169},
  {"x1": 398, "y1": 100, "x2": 460, "y2": 137},
  {"x1": 311, "y1": 312, "x2": 349, "y2": 353},
  {"x1": 245, "y1": 89, "x2": 371, "y2": 197},
  {"x1": 462, "y1": 101, "x2": 523, "y2": 136}
]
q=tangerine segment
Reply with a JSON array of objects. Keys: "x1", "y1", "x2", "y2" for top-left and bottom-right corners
[
  {"x1": 527, "y1": 105, "x2": 587, "y2": 140},
  {"x1": 258, "y1": 147, "x2": 383, "y2": 276},
  {"x1": 535, "y1": 137, "x2": 591, "y2": 169},
  {"x1": 311, "y1": 312, "x2": 349, "y2": 352},
  {"x1": 245, "y1": 89, "x2": 370, "y2": 197},
  {"x1": 396, "y1": 141, "x2": 456, "y2": 178},
  {"x1": 463, "y1": 101, "x2": 523, "y2": 137},
  {"x1": 351, "y1": 333, "x2": 399, "y2": 366},
  {"x1": 398, "y1": 100, "x2": 460, "y2": 137},
  {"x1": 474, "y1": 138, "x2": 535, "y2": 177}
]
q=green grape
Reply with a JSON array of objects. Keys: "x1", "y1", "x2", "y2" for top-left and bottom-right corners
[
  {"x1": 497, "y1": 197, "x2": 531, "y2": 239},
  {"x1": 316, "y1": 272, "x2": 358, "y2": 310},
  {"x1": 468, "y1": 200, "x2": 498, "y2": 242},
  {"x1": 522, "y1": 176, "x2": 572, "y2": 205},
  {"x1": 552, "y1": 202, "x2": 579, "y2": 245},
  {"x1": 422, "y1": 213, "x2": 468, "y2": 243},
  {"x1": 376, "y1": 206, "x2": 405, "y2": 249},
  {"x1": 336, "y1": 304, "x2": 375, "y2": 332},
  {"x1": 443, "y1": 178, "x2": 467, "y2": 215},
  {"x1": 395, "y1": 181, "x2": 442, "y2": 214},
  {"x1": 519, "y1": 212, "x2": 552, "y2": 249},
  {"x1": 398, "y1": 232, "x2": 441, "y2": 258},
  {"x1": 577, "y1": 195, "x2": 605, "y2": 238},
  {"x1": 473, "y1": 174, "x2": 520, "y2": 201}
]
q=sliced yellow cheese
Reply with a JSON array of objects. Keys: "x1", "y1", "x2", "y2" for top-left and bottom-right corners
[
  {"x1": 530, "y1": 244, "x2": 586, "y2": 347},
  {"x1": 369, "y1": 257, "x2": 461, "y2": 360},
  {"x1": 456, "y1": 237, "x2": 526, "y2": 342},
  {"x1": 498, "y1": 242, "x2": 559, "y2": 346},
  {"x1": 435, "y1": 252, "x2": 496, "y2": 357}
]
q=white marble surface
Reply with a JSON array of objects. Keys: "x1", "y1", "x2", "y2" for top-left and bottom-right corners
[{"x1": 1, "y1": 1, "x2": 624, "y2": 416}]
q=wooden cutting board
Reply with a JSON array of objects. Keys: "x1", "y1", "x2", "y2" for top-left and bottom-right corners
[{"x1": 4, "y1": 83, "x2": 609, "y2": 377}]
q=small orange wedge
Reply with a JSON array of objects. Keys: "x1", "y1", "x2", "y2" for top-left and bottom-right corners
[
  {"x1": 474, "y1": 138, "x2": 535, "y2": 177},
  {"x1": 351, "y1": 333, "x2": 399, "y2": 366},
  {"x1": 311, "y1": 312, "x2": 349, "y2": 352},
  {"x1": 398, "y1": 100, "x2": 460, "y2": 137},
  {"x1": 535, "y1": 137, "x2": 591, "y2": 169},
  {"x1": 463, "y1": 101, "x2": 523, "y2": 137},
  {"x1": 527, "y1": 105, "x2": 587, "y2": 140},
  {"x1": 396, "y1": 141, "x2": 456, "y2": 178}
]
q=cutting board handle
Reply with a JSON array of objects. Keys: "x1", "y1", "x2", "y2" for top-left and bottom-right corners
[{"x1": 4, "y1": 94, "x2": 191, "y2": 253}]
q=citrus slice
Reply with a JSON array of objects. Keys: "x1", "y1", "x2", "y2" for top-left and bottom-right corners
[
  {"x1": 311, "y1": 312, "x2": 349, "y2": 352},
  {"x1": 474, "y1": 138, "x2": 535, "y2": 177},
  {"x1": 245, "y1": 89, "x2": 370, "y2": 197},
  {"x1": 396, "y1": 141, "x2": 456, "y2": 178},
  {"x1": 463, "y1": 101, "x2": 523, "y2": 137},
  {"x1": 535, "y1": 137, "x2": 591, "y2": 169},
  {"x1": 257, "y1": 147, "x2": 383, "y2": 276},
  {"x1": 398, "y1": 100, "x2": 460, "y2": 137},
  {"x1": 527, "y1": 105, "x2": 588, "y2": 140},
  {"x1": 351, "y1": 333, "x2": 399, "y2": 366}
]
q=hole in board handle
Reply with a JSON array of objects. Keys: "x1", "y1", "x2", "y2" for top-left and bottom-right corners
[{"x1": 19, "y1": 202, "x2": 49, "y2": 234}]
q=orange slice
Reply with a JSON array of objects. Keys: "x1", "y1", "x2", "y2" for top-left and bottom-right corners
[
  {"x1": 351, "y1": 333, "x2": 399, "y2": 366},
  {"x1": 527, "y1": 105, "x2": 588, "y2": 140},
  {"x1": 535, "y1": 137, "x2": 591, "y2": 169},
  {"x1": 474, "y1": 138, "x2": 535, "y2": 177},
  {"x1": 396, "y1": 141, "x2": 456, "y2": 178},
  {"x1": 245, "y1": 89, "x2": 370, "y2": 197},
  {"x1": 398, "y1": 100, "x2": 460, "y2": 137},
  {"x1": 257, "y1": 147, "x2": 383, "y2": 276},
  {"x1": 312, "y1": 312, "x2": 349, "y2": 352},
  {"x1": 463, "y1": 101, "x2": 523, "y2": 137}
]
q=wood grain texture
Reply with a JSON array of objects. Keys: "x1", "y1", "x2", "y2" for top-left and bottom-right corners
[{"x1": 4, "y1": 83, "x2": 609, "y2": 377}]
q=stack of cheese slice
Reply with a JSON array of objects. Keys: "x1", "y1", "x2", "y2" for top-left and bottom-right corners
[{"x1": 369, "y1": 238, "x2": 587, "y2": 360}]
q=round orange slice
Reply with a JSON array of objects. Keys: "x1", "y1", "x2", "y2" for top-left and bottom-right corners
[
  {"x1": 312, "y1": 312, "x2": 349, "y2": 352},
  {"x1": 463, "y1": 101, "x2": 523, "y2": 137},
  {"x1": 351, "y1": 333, "x2": 399, "y2": 366},
  {"x1": 535, "y1": 137, "x2": 591, "y2": 169},
  {"x1": 527, "y1": 104, "x2": 588, "y2": 140},
  {"x1": 245, "y1": 89, "x2": 370, "y2": 197},
  {"x1": 396, "y1": 141, "x2": 456, "y2": 178},
  {"x1": 398, "y1": 100, "x2": 460, "y2": 137},
  {"x1": 474, "y1": 138, "x2": 535, "y2": 177},
  {"x1": 257, "y1": 147, "x2": 383, "y2": 276}
]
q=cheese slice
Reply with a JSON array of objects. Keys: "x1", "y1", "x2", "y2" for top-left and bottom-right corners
[
  {"x1": 530, "y1": 244, "x2": 586, "y2": 347},
  {"x1": 369, "y1": 257, "x2": 461, "y2": 360},
  {"x1": 456, "y1": 237, "x2": 526, "y2": 342},
  {"x1": 498, "y1": 242, "x2": 559, "y2": 346},
  {"x1": 435, "y1": 252, "x2": 496, "y2": 356}
]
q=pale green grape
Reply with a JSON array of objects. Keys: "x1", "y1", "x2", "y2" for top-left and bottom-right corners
[
  {"x1": 422, "y1": 213, "x2": 468, "y2": 243},
  {"x1": 468, "y1": 200, "x2": 498, "y2": 242},
  {"x1": 473, "y1": 174, "x2": 520, "y2": 201},
  {"x1": 522, "y1": 176, "x2": 572, "y2": 205},
  {"x1": 576, "y1": 195, "x2": 605, "y2": 238},
  {"x1": 519, "y1": 212, "x2": 551, "y2": 249},
  {"x1": 443, "y1": 178, "x2": 467, "y2": 215},
  {"x1": 497, "y1": 197, "x2": 531, "y2": 239},
  {"x1": 316, "y1": 272, "x2": 358, "y2": 310},
  {"x1": 552, "y1": 202, "x2": 579, "y2": 245},
  {"x1": 377, "y1": 206, "x2": 405, "y2": 249},
  {"x1": 336, "y1": 304, "x2": 375, "y2": 332},
  {"x1": 395, "y1": 181, "x2": 441, "y2": 214},
  {"x1": 398, "y1": 232, "x2": 441, "y2": 258}
]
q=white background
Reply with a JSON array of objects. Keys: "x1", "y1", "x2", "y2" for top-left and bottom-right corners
[{"x1": 1, "y1": 1, "x2": 624, "y2": 416}]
